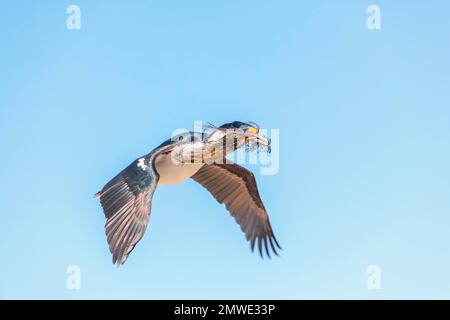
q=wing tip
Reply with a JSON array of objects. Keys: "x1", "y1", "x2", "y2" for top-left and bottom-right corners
[
  {"x1": 112, "y1": 251, "x2": 129, "y2": 267},
  {"x1": 112, "y1": 257, "x2": 124, "y2": 267},
  {"x1": 250, "y1": 234, "x2": 282, "y2": 259}
]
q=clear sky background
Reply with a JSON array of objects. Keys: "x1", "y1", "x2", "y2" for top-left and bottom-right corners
[{"x1": 1, "y1": 1, "x2": 450, "y2": 299}]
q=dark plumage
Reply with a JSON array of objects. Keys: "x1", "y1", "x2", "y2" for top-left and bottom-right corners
[
  {"x1": 96, "y1": 122, "x2": 280, "y2": 265},
  {"x1": 191, "y1": 163, "x2": 281, "y2": 257}
]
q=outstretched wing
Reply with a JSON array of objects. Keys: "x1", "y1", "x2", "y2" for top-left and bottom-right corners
[
  {"x1": 96, "y1": 156, "x2": 159, "y2": 265},
  {"x1": 191, "y1": 162, "x2": 281, "y2": 258}
]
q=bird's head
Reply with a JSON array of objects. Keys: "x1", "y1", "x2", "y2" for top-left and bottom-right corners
[
  {"x1": 218, "y1": 121, "x2": 256, "y2": 132},
  {"x1": 217, "y1": 121, "x2": 271, "y2": 153},
  {"x1": 172, "y1": 121, "x2": 271, "y2": 165}
]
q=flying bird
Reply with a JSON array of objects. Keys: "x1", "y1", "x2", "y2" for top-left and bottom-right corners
[{"x1": 96, "y1": 121, "x2": 281, "y2": 265}]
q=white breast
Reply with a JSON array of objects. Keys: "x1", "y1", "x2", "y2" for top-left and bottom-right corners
[{"x1": 154, "y1": 153, "x2": 204, "y2": 186}]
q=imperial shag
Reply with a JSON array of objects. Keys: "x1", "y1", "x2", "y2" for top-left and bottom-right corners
[{"x1": 96, "y1": 121, "x2": 281, "y2": 265}]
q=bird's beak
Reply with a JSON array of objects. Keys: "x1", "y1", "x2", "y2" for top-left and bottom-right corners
[
  {"x1": 245, "y1": 127, "x2": 270, "y2": 147},
  {"x1": 256, "y1": 134, "x2": 270, "y2": 147}
]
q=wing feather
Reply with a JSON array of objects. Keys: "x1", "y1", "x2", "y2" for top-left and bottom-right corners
[
  {"x1": 191, "y1": 162, "x2": 281, "y2": 258},
  {"x1": 96, "y1": 157, "x2": 159, "y2": 265}
]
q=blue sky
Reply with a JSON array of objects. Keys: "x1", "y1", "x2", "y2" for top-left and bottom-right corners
[{"x1": 1, "y1": 1, "x2": 450, "y2": 299}]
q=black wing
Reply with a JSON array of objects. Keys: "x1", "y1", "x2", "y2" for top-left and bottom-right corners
[
  {"x1": 96, "y1": 156, "x2": 158, "y2": 265},
  {"x1": 191, "y1": 162, "x2": 281, "y2": 258}
]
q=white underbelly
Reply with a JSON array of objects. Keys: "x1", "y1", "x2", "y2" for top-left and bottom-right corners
[{"x1": 154, "y1": 153, "x2": 204, "y2": 186}]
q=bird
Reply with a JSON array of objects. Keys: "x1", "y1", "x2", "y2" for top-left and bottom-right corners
[{"x1": 95, "y1": 121, "x2": 281, "y2": 265}]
